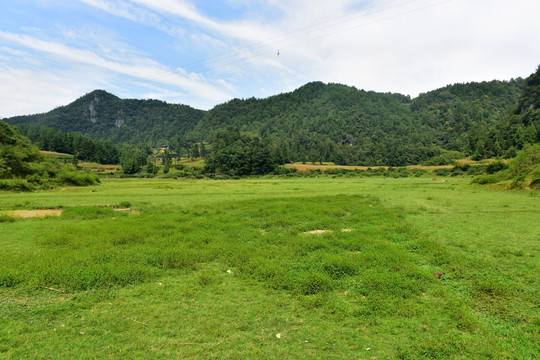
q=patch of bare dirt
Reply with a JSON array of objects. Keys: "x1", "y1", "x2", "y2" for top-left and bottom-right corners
[
  {"x1": 285, "y1": 164, "x2": 386, "y2": 172},
  {"x1": 303, "y1": 229, "x2": 354, "y2": 235},
  {"x1": 6, "y1": 209, "x2": 63, "y2": 218},
  {"x1": 303, "y1": 229, "x2": 331, "y2": 235}
]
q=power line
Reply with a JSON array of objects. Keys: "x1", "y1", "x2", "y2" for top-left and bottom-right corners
[
  {"x1": 130, "y1": 0, "x2": 431, "y2": 84},
  {"x1": 120, "y1": 0, "x2": 454, "y2": 94}
]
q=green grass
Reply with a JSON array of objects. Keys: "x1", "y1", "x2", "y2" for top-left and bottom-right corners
[{"x1": 0, "y1": 177, "x2": 538, "y2": 359}]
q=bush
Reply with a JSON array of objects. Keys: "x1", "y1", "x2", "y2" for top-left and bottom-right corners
[
  {"x1": 0, "y1": 214, "x2": 16, "y2": 223},
  {"x1": 422, "y1": 151, "x2": 462, "y2": 166},
  {"x1": 471, "y1": 174, "x2": 503, "y2": 185},
  {"x1": 56, "y1": 166, "x2": 100, "y2": 186},
  {"x1": 0, "y1": 179, "x2": 35, "y2": 192},
  {"x1": 434, "y1": 168, "x2": 451, "y2": 176},
  {"x1": 486, "y1": 160, "x2": 508, "y2": 174}
]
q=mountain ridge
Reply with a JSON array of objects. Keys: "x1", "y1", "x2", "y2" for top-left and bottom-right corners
[{"x1": 5, "y1": 69, "x2": 538, "y2": 166}]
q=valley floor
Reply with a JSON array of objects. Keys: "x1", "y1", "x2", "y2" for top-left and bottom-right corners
[{"x1": 0, "y1": 177, "x2": 538, "y2": 359}]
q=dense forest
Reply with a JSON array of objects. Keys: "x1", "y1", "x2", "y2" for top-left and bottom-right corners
[{"x1": 4, "y1": 66, "x2": 539, "y2": 167}]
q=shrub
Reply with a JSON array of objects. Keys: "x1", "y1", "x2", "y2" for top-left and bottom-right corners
[
  {"x1": 0, "y1": 179, "x2": 35, "y2": 192},
  {"x1": 56, "y1": 167, "x2": 100, "y2": 186},
  {"x1": 486, "y1": 160, "x2": 508, "y2": 174},
  {"x1": 118, "y1": 201, "x2": 132, "y2": 208},
  {"x1": 0, "y1": 214, "x2": 16, "y2": 223},
  {"x1": 434, "y1": 168, "x2": 451, "y2": 176},
  {"x1": 471, "y1": 174, "x2": 503, "y2": 185}
]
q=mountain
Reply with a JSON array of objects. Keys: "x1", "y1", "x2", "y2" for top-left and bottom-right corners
[
  {"x1": 6, "y1": 90, "x2": 205, "y2": 145},
  {"x1": 411, "y1": 79, "x2": 524, "y2": 152},
  {"x1": 5, "y1": 70, "x2": 537, "y2": 166},
  {"x1": 193, "y1": 82, "x2": 430, "y2": 165}
]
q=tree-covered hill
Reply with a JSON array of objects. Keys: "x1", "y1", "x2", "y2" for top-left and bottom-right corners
[
  {"x1": 192, "y1": 82, "x2": 431, "y2": 165},
  {"x1": 191, "y1": 80, "x2": 525, "y2": 165},
  {"x1": 7, "y1": 90, "x2": 205, "y2": 145},
  {"x1": 5, "y1": 68, "x2": 539, "y2": 166},
  {"x1": 411, "y1": 79, "x2": 524, "y2": 153}
]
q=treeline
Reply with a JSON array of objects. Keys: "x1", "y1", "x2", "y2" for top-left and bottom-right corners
[{"x1": 16, "y1": 125, "x2": 119, "y2": 164}]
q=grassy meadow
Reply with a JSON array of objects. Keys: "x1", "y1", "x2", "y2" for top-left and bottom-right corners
[{"x1": 0, "y1": 177, "x2": 538, "y2": 359}]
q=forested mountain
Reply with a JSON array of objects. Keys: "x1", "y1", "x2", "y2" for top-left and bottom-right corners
[
  {"x1": 192, "y1": 80, "x2": 524, "y2": 165},
  {"x1": 5, "y1": 67, "x2": 539, "y2": 166},
  {"x1": 7, "y1": 90, "x2": 205, "y2": 145},
  {"x1": 494, "y1": 66, "x2": 540, "y2": 155},
  {"x1": 411, "y1": 79, "x2": 524, "y2": 153}
]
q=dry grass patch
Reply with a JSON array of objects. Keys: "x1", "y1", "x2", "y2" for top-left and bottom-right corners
[{"x1": 5, "y1": 209, "x2": 63, "y2": 218}]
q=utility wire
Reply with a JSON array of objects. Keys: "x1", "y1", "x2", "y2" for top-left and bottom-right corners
[
  {"x1": 132, "y1": 0, "x2": 434, "y2": 84},
  {"x1": 121, "y1": 0, "x2": 454, "y2": 94}
]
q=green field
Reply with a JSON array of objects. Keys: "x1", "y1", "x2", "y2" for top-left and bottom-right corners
[{"x1": 1, "y1": 177, "x2": 538, "y2": 359}]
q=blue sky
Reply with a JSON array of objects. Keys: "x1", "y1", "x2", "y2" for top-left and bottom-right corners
[{"x1": 1, "y1": 0, "x2": 539, "y2": 117}]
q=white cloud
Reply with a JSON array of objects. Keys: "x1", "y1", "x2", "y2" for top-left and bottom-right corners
[
  {"x1": 1, "y1": 0, "x2": 539, "y2": 117},
  {"x1": 0, "y1": 65, "x2": 107, "y2": 118},
  {"x1": 78, "y1": 0, "x2": 185, "y2": 36},
  {"x1": 0, "y1": 30, "x2": 231, "y2": 112}
]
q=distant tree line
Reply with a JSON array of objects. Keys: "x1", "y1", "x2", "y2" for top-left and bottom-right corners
[{"x1": 16, "y1": 125, "x2": 119, "y2": 164}]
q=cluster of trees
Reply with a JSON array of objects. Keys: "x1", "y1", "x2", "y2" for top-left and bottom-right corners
[
  {"x1": 204, "y1": 127, "x2": 281, "y2": 176},
  {"x1": 0, "y1": 121, "x2": 43, "y2": 179},
  {"x1": 118, "y1": 144, "x2": 151, "y2": 174},
  {"x1": 16, "y1": 125, "x2": 119, "y2": 164}
]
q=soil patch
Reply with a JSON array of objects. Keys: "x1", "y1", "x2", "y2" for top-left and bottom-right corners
[
  {"x1": 303, "y1": 229, "x2": 332, "y2": 235},
  {"x1": 6, "y1": 209, "x2": 63, "y2": 218}
]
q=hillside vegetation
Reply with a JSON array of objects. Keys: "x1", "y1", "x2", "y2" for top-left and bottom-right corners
[
  {"x1": 0, "y1": 121, "x2": 99, "y2": 190},
  {"x1": 5, "y1": 67, "x2": 540, "y2": 167}
]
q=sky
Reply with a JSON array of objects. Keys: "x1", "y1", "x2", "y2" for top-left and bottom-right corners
[{"x1": 1, "y1": 0, "x2": 539, "y2": 118}]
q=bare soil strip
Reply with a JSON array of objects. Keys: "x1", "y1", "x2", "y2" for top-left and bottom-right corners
[
  {"x1": 285, "y1": 159, "x2": 501, "y2": 172},
  {"x1": 6, "y1": 209, "x2": 63, "y2": 218}
]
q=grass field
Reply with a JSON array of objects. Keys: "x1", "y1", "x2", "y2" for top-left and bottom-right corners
[{"x1": 0, "y1": 177, "x2": 538, "y2": 359}]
